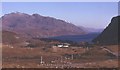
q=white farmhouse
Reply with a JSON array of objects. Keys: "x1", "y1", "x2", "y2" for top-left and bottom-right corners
[
  {"x1": 53, "y1": 43, "x2": 70, "y2": 48},
  {"x1": 57, "y1": 44, "x2": 63, "y2": 48}
]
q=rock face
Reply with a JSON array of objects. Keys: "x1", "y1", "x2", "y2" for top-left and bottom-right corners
[
  {"x1": 1, "y1": 12, "x2": 86, "y2": 38},
  {"x1": 92, "y1": 16, "x2": 119, "y2": 45}
]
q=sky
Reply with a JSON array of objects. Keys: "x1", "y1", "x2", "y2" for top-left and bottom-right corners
[
  {"x1": 1, "y1": 0, "x2": 120, "y2": 2},
  {"x1": 1, "y1": 2, "x2": 118, "y2": 29}
]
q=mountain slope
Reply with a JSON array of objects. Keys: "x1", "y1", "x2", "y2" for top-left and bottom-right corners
[
  {"x1": 2, "y1": 12, "x2": 86, "y2": 38},
  {"x1": 92, "y1": 16, "x2": 119, "y2": 45}
]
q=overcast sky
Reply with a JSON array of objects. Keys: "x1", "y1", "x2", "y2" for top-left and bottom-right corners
[{"x1": 2, "y1": 2, "x2": 118, "y2": 29}]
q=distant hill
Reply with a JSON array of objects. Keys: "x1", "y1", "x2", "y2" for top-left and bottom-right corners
[
  {"x1": 92, "y1": 16, "x2": 119, "y2": 45},
  {"x1": 1, "y1": 12, "x2": 86, "y2": 38},
  {"x1": 79, "y1": 26, "x2": 103, "y2": 33},
  {"x1": 84, "y1": 28, "x2": 103, "y2": 33},
  {"x1": 48, "y1": 32, "x2": 100, "y2": 43}
]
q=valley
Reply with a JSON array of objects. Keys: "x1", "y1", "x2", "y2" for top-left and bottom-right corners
[{"x1": 1, "y1": 12, "x2": 119, "y2": 69}]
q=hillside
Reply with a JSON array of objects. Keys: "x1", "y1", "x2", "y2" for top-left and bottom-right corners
[
  {"x1": 2, "y1": 30, "x2": 27, "y2": 48},
  {"x1": 2, "y1": 12, "x2": 86, "y2": 38},
  {"x1": 92, "y1": 16, "x2": 119, "y2": 45}
]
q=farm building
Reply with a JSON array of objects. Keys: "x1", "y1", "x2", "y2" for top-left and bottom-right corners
[{"x1": 53, "y1": 43, "x2": 70, "y2": 48}]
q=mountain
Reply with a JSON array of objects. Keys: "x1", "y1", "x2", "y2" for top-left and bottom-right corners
[
  {"x1": 84, "y1": 28, "x2": 103, "y2": 33},
  {"x1": 79, "y1": 26, "x2": 103, "y2": 33},
  {"x1": 1, "y1": 12, "x2": 86, "y2": 38},
  {"x1": 48, "y1": 32, "x2": 100, "y2": 43},
  {"x1": 92, "y1": 16, "x2": 119, "y2": 45}
]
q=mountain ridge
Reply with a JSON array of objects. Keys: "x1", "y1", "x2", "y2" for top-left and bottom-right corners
[{"x1": 2, "y1": 12, "x2": 86, "y2": 38}]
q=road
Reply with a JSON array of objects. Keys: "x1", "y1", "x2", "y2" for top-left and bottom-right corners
[{"x1": 101, "y1": 47, "x2": 118, "y2": 57}]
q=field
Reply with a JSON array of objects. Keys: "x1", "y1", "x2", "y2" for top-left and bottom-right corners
[{"x1": 2, "y1": 44, "x2": 119, "y2": 68}]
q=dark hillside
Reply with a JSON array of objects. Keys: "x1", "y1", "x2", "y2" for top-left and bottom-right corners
[{"x1": 93, "y1": 16, "x2": 119, "y2": 45}]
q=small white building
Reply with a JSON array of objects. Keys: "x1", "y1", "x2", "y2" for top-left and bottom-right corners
[
  {"x1": 54, "y1": 43, "x2": 70, "y2": 48},
  {"x1": 57, "y1": 44, "x2": 63, "y2": 48},
  {"x1": 63, "y1": 43, "x2": 70, "y2": 47}
]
